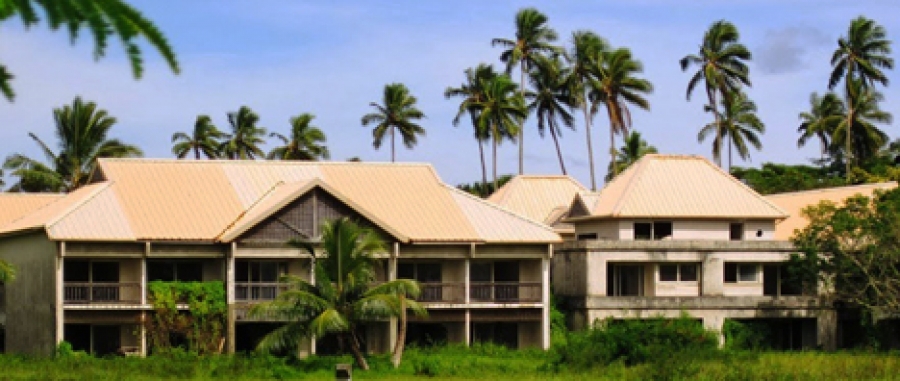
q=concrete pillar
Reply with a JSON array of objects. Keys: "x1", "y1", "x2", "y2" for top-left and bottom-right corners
[
  {"x1": 226, "y1": 242, "x2": 236, "y2": 354},
  {"x1": 541, "y1": 256, "x2": 551, "y2": 350},
  {"x1": 464, "y1": 309, "x2": 471, "y2": 347},
  {"x1": 55, "y1": 242, "x2": 65, "y2": 345},
  {"x1": 818, "y1": 309, "x2": 838, "y2": 351},
  {"x1": 702, "y1": 255, "x2": 723, "y2": 296},
  {"x1": 139, "y1": 256, "x2": 147, "y2": 305},
  {"x1": 464, "y1": 257, "x2": 471, "y2": 304},
  {"x1": 702, "y1": 315, "x2": 726, "y2": 347},
  {"x1": 139, "y1": 312, "x2": 147, "y2": 356},
  {"x1": 387, "y1": 252, "x2": 398, "y2": 353}
]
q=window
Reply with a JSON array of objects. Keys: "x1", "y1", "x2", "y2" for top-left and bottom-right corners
[
  {"x1": 730, "y1": 223, "x2": 744, "y2": 241},
  {"x1": 634, "y1": 221, "x2": 673, "y2": 240},
  {"x1": 724, "y1": 263, "x2": 758, "y2": 283},
  {"x1": 658, "y1": 263, "x2": 699, "y2": 282},
  {"x1": 576, "y1": 233, "x2": 598, "y2": 241},
  {"x1": 235, "y1": 261, "x2": 285, "y2": 283},
  {"x1": 398, "y1": 263, "x2": 442, "y2": 283},
  {"x1": 147, "y1": 261, "x2": 203, "y2": 282}
]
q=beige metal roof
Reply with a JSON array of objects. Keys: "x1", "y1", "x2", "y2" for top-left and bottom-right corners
[
  {"x1": 571, "y1": 155, "x2": 788, "y2": 220},
  {"x1": 1, "y1": 159, "x2": 558, "y2": 244},
  {"x1": 0, "y1": 193, "x2": 63, "y2": 228},
  {"x1": 766, "y1": 182, "x2": 897, "y2": 240},
  {"x1": 488, "y1": 175, "x2": 587, "y2": 226}
]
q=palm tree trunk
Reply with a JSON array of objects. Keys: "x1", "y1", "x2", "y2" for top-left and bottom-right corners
[
  {"x1": 195, "y1": 146, "x2": 200, "y2": 160},
  {"x1": 391, "y1": 126, "x2": 396, "y2": 163},
  {"x1": 348, "y1": 331, "x2": 369, "y2": 370},
  {"x1": 584, "y1": 104, "x2": 597, "y2": 190},
  {"x1": 610, "y1": 123, "x2": 616, "y2": 178},
  {"x1": 846, "y1": 109, "x2": 853, "y2": 180},
  {"x1": 728, "y1": 139, "x2": 732, "y2": 173},
  {"x1": 493, "y1": 133, "x2": 498, "y2": 193},
  {"x1": 707, "y1": 87, "x2": 722, "y2": 167},
  {"x1": 549, "y1": 123, "x2": 567, "y2": 175},
  {"x1": 391, "y1": 296, "x2": 408, "y2": 368},
  {"x1": 478, "y1": 140, "x2": 488, "y2": 198},
  {"x1": 519, "y1": 61, "x2": 526, "y2": 175}
]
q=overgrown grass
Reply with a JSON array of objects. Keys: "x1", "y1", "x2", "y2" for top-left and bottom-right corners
[{"x1": 2, "y1": 348, "x2": 900, "y2": 380}]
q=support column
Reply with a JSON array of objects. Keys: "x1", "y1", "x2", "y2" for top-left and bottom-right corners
[
  {"x1": 387, "y1": 243, "x2": 399, "y2": 353},
  {"x1": 464, "y1": 309, "x2": 471, "y2": 347},
  {"x1": 703, "y1": 316, "x2": 726, "y2": 347},
  {"x1": 541, "y1": 256, "x2": 550, "y2": 350},
  {"x1": 226, "y1": 242, "x2": 236, "y2": 354},
  {"x1": 140, "y1": 244, "x2": 148, "y2": 305},
  {"x1": 139, "y1": 312, "x2": 148, "y2": 357},
  {"x1": 55, "y1": 241, "x2": 66, "y2": 346},
  {"x1": 818, "y1": 309, "x2": 838, "y2": 351}
]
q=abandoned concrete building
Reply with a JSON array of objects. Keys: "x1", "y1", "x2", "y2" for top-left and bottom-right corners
[
  {"x1": 551, "y1": 155, "x2": 838, "y2": 350},
  {"x1": 0, "y1": 159, "x2": 559, "y2": 356}
]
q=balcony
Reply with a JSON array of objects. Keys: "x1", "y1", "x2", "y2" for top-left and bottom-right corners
[
  {"x1": 470, "y1": 282, "x2": 542, "y2": 303},
  {"x1": 417, "y1": 283, "x2": 465, "y2": 304},
  {"x1": 64, "y1": 282, "x2": 141, "y2": 304},
  {"x1": 234, "y1": 282, "x2": 289, "y2": 302}
]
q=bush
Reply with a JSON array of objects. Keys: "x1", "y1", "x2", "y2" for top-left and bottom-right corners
[
  {"x1": 546, "y1": 315, "x2": 719, "y2": 370},
  {"x1": 723, "y1": 319, "x2": 771, "y2": 350}
]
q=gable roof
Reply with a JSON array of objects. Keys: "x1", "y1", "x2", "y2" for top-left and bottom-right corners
[
  {"x1": 0, "y1": 193, "x2": 64, "y2": 228},
  {"x1": 568, "y1": 155, "x2": 788, "y2": 220},
  {"x1": 766, "y1": 182, "x2": 897, "y2": 240},
  {"x1": 0, "y1": 159, "x2": 560, "y2": 244},
  {"x1": 488, "y1": 175, "x2": 587, "y2": 229}
]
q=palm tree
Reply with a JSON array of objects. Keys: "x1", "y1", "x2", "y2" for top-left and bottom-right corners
[
  {"x1": 565, "y1": 30, "x2": 609, "y2": 190},
  {"x1": 0, "y1": 258, "x2": 15, "y2": 283},
  {"x1": 220, "y1": 106, "x2": 266, "y2": 160},
  {"x1": 251, "y1": 218, "x2": 424, "y2": 370},
  {"x1": 528, "y1": 55, "x2": 575, "y2": 175},
  {"x1": 171, "y1": 115, "x2": 224, "y2": 159},
  {"x1": 445, "y1": 64, "x2": 499, "y2": 196},
  {"x1": 3, "y1": 97, "x2": 143, "y2": 192},
  {"x1": 605, "y1": 131, "x2": 657, "y2": 181},
  {"x1": 471, "y1": 75, "x2": 528, "y2": 190},
  {"x1": 361, "y1": 83, "x2": 426, "y2": 162},
  {"x1": 590, "y1": 47, "x2": 653, "y2": 178},
  {"x1": 798, "y1": 92, "x2": 844, "y2": 159},
  {"x1": 699, "y1": 91, "x2": 765, "y2": 170},
  {"x1": 1, "y1": 0, "x2": 179, "y2": 101},
  {"x1": 492, "y1": 7, "x2": 561, "y2": 175},
  {"x1": 680, "y1": 20, "x2": 752, "y2": 167},
  {"x1": 827, "y1": 79, "x2": 892, "y2": 167},
  {"x1": 828, "y1": 16, "x2": 893, "y2": 176},
  {"x1": 267, "y1": 113, "x2": 330, "y2": 161}
]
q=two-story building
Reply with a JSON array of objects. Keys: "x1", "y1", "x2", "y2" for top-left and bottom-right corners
[
  {"x1": 552, "y1": 155, "x2": 836, "y2": 350},
  {"x1": 488, "y1": 175, "x2": 588, "y2": 241},
  {"x1": 0, "y1": 159, "x2": 559, "y2": 356}
]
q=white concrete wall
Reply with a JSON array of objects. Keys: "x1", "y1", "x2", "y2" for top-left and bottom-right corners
[
  {"x1": 574, "y1": 220, "x2": 620, "y2": 240},
  {"x1": 672, "y1": 221, "x2": 729, "y2": 240},
  {"x1": 744, "y1": 221, "x2": 776, "y2": 240},
  {"x1": 590, "y1": 219, "x2": 777, "y2": 241}
]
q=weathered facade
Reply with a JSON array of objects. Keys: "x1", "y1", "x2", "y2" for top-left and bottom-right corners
[
  {"x1": 551, "y1": 155, "x2": 836, "y2": 349},
  {"x1": 0, "y1": 160, "x2": 559, "y2": 356}
]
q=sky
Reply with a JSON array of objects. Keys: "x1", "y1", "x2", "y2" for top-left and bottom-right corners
[{"x1": 0, "y1": 1, "x2": 898, "y2": 188}]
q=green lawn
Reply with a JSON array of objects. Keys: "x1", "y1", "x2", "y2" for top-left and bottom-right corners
[{"x1": 2, "y1": 348, "x2": 900, "y2": 380}]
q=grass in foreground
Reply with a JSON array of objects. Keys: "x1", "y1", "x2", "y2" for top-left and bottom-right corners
[{"x1": 2, "y1": 345, "x2": 900, "y2": 380}]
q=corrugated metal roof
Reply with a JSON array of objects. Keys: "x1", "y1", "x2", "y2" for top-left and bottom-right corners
[
  {"x1": 1, "y1": 159, "x2": 557, "y2": 244},
  {"x1": 447, "y1": 185, "x2": 561, "y2": 243},
  {"x1": 0, "y1": 193, "x2": 63, "y2": 228},
  {"x1": 487, "y1": 175, "x2": 587, "y2": 224},
  {"x1": 574, "y1": 155, "x2": 788, "y2": 220},
  {"x1": 766, "y1": 182, "x2": 897, "y2": 240}
]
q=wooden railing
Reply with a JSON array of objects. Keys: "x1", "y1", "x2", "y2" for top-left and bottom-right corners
[
  {"x1": 64, "y1": 282, "x2": 141, "y2": 304},
  {"x1": 417, "y1": 282, "x2": 465, "y2": 304},
  {"x1": 470, "y1": 282, "x2": 542, "y2": 303},
  {"x1": 234, "y1": 282, "x2": 289, "y2": 302}
]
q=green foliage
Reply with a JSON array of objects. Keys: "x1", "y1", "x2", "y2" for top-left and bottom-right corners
[
  {"x1": 0, "y1": 258, "x2": 15, "y2": 283},
  {"x1": 456, "y1": 174, "x2": 513, "y2": 198},
  {"x1": 722, "y1": 320, "x2": 771, "y2": 350},
  {"x1": 546, "y1": 316, "x2": 718, "y2": 370},
  {"x1": 361, "y1": 83, "x2": 426, "y2": 162},
  {"x1": 731, "y1": 163, "x2": 846, "y2": 195},
  {"x1": 146, "y1": 281, "x2": 226, "y2": 355},
  {"x1": 0, "y1": 0, "x2": 179, "y2": 101}
]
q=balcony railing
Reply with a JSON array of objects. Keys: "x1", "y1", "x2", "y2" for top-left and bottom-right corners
[
  {"x1": 64, "y1": 282, "x2": 141, "y2": 304},
  {"x1": 470, "y1": 282, "x2": 542, "y2": 303},
  {"x1": 234, "y1": 282, "x2": 289, "y2": 302},
  {"x1": 417, "y1": 282, "x2": 465, "y2": 304}
]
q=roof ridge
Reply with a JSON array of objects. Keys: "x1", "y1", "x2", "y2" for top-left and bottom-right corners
[
  {"x1": 608, "y1": 156, "x2": 649, "y2": 216},
  {"x1": 697, "y1": 156, "x2": 789, "y2": 217},
  {"x1": 442, "y1": 183, "x2": 555, "y2": 233},
  {"x1": 488, "y1": 176, "x2": 521, "y2": 204},
  {"x1": 215, "y1": 180, "x2": 286, "y2": 240},
  {"x1": 97, "y1": 158, "x2": 434, "y2": 167},
  {"x1": 0, "y1": 193, "x2": 63, "y2": 198},
  {"x1": 45, "y1": 183, "x2": 113, "y2": 229},
  {"x1": 766, "y1": 182, "x2": 898, "y2": 198}
]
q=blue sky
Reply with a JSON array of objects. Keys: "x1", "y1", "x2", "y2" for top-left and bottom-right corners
[{"x1": 0, "y1": 1, "x2": 898, "y2": 188}]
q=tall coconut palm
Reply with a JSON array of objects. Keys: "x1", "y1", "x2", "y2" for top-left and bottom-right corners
[
  {"x1": 680, "y1": 20, "x2": 752, "y2": 167},
  {"x1": 171, "y1": 115, "x2": 224, "y2": 159},
  {"x1": 528, "y1": 55, "x2": 575, "y2": 175},
  {"x1": 699, "y1": 91, "x2": 765, "y2": 170},
  {"x1": 267, "y1": 113, "x2": 330, "y2": 161},
  {"x1": 827, "y1": 79, "x2": 892, "y2": 167},
  {"x1": 445, "y1": 64, "x2": 498, "y2": 196},
  {"x1": 220, "y1": 106, "x2": 266, "y2": 160},
  {"x1": 471, "y1": 75, "x2": 527, "y2": 190},
  {"x1": 251, "y1": 218, "x2": 425, "y2": 370},
  {"x1": 492, "y1": 7, "x2": 561, "y2": 175},
  {"x1": 590, "y1": 47, "x2": 653, "y2": 178},
  {"x1": 798, "y1": 92, "x2": 844, "y2": 159},
  {"x1": 828, "y1": 16, "x2": 893, "y2": 176},
  {"x1": 361, "y1": 83, "x2": 426, "y2": 163},
  {"x1": 565, "y1": 30, "x2": 609, "y2": 190},
  {"x1": 3, "y1": 97, "x2": 142, "y2": 192},
  {"x1": 605, "y1": 131, "x2": 657, "y2": 181}
]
